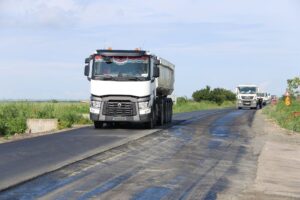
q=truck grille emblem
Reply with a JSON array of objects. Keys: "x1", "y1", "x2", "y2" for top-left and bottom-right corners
[{"x1": 117, "y1": 103, "x2": 122, "y2": 108}]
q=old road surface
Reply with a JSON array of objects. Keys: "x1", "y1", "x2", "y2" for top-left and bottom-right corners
[{"x1": 0, "y1": 108, "x2": 287, "y2": 200}]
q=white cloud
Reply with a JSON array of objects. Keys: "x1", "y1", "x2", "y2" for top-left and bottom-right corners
[
  {"x1": 1, "y1": 0, "x2": 299, "y2": 29},
  {"x1": 0, "y1": 0, "x2": 79, "y2": 27}
]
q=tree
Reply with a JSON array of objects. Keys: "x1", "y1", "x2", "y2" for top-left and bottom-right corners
[
  {"x1": 192, "y1": 86, "x2": 236, "y2": 105},
  {"x1": 287, "y1": 77, "x2": 300, "y2": 97},
  {"x1": 192, "y1": 85, "x2": 211, "y2": 102}
]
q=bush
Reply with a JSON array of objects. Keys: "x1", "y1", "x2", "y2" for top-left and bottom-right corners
[
  {"x1": 177, "y1": 96, "x2": 188, "y2": 105},
  {"x1": 0, "y1": 102, "x2": 91, "y2": 136},
  {"x1": 192, "y1": 86, "x2": 211, "y2": 102},
  {"x1": 192, "y1": 86, "x2": 236, "y2": 104},
  {"x1": 0, "y1": 104, "x2": 27, "y2": 136},
  {"x1": 263, "y1": 100, "x2": 300, "y2": 132}
]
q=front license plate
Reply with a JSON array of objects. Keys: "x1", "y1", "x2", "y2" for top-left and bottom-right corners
[
  {"x1": 112, "y1": 117, "x2": 127, "y2": 121},
  {"x1": 90, "y1": 108, "x2": 100, "y2": 114}
]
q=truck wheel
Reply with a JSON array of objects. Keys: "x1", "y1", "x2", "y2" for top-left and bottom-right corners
[
  {"x1": 164, "y1": 100, "x2": 168, "y2": 124},
  {"x1": 158, "y1": 100, "x2": 164, "y2": 126},
  {"x1": 94, "y1": 121, "x2": 103, "y2": 129},
  {"x1": 166, "y1": 99, "x2": 172, "y2": 123},
  {"x1": 170, "y1": 102, "x2": 173, "y2": 122}
]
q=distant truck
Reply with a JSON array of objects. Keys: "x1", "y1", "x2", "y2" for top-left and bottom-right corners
[
  {"x1": 84, "y1": 49, "x2": 175, "y2": 129},
  {"x1": 236, "y1": 85, "x2": 259, "y2": 109},
  {"x1": 257, "y1": 92, "x2": 271, "y2": 105}
]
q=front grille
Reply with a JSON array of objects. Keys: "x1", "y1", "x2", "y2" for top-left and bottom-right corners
[
  {"x1": 242, "y1": 101, "x2": 252, "y2": 105},
  {"x1": 103, "y1": 101, "x2": 136, "y2": 116},
  {"x1": 241, "y1": 96, "x2": 254, "y2": 100}
]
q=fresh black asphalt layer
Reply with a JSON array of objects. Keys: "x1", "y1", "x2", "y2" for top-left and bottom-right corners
[
  {"x1": 0, "y1": 108, "x2": 258, "y2": 199},
  {"x1": 0, "y1": 109, "x2": 229, "y2": 191}
]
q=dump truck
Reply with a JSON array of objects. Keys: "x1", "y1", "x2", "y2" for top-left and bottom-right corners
[
  {"x1": 84, "y1": 49, "x2": 175, "y2": 129},
  {"x1": 257, "y1": 92, "x2": 271, "y2": 105},
  {"x1": 236, "y1": 84, "x2": 259, "y2": 109}
]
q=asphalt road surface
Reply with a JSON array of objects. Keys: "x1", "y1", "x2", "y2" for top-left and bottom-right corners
[{"x1": 0, "y1": 109, "x2": 262, "y2": 199}]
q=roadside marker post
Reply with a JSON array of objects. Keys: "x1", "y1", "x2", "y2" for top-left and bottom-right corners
[{"x1": 284, "y1": 91, "x2": 291, "y2": 106}]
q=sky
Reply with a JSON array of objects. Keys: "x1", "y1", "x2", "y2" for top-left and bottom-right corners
[{"x1": 0, "y1": 0, "x2": 299, "y2": 100}]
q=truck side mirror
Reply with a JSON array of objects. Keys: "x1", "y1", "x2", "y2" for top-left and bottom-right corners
[
  {"x1": 85, "y1": 58, "x2": 90, "y2": 64},
  {"x1": 84, "y1": 64, "x2": 90, "y2": 76},
  {"x1": 154, "y1": 59, "x2": 161, "y2": 65},
  {"x1": 84, "y1": 57, "x2": 90, "y2": 76},
  {"x1": 153, "y1": 66, "x2": 160, "y2": 78}
]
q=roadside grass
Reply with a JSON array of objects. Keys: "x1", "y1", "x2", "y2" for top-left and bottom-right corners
[
  {"x1": 0, "y1": 100, "x2": 236, "y2": 137},
  {"x1": 263, "y1": 100, "x2": 300, "y2": 132},
  {"x1": 0, "y1": 102, "x2": 91, "y2": 136},
  {"x1": 173, "y1": 100, "x2": 235, "y2": 114}
]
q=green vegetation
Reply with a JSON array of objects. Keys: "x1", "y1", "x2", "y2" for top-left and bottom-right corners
[
  {"x1": 0, "y1": 102, "x2": 91, "y2": 136},
  {"x1": 192, "y1": 86, "x2": 236, "y2": 105},
  {"x1": 263, "y1": 76, "x2": 300, "y2": 133},
  {"x1": 287, "y1": 77, "x2": 300, "y2": 97},
  {"x1": 0, "y1": 86, "x2": 236, "y2": 136},
  {"x1": 173, "y1": 97, "x2": 235, "y2": 113},
  {"x1": 174, "y1": 86, "x2": 236, "y2": 113},
  {"x1": 263, "y1": 100, "x2": 300, "y2": 132}
]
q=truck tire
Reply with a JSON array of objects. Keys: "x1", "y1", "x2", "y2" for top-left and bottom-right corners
[
  {"x1": 157, "y1": 99, "x2": 164, "y2": 126},
  {"x1": 94, "y1": 121, "x2": 103, "y2": 129},
  {"x1": 163, "y1": 99, "x2": 167, "y2": 124},
  {"x1": 165, "y1": 99, "x2": 171, "y2": 123},
  {"x1": 170, "y1": 101, "x2": 173, "y2": 122}
]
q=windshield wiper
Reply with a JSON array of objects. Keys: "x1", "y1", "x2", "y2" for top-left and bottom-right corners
[
  {"x1": 128, "y1": 77, "x2": 147, "y2": 81},
  {"x1": 101, "y1": 75, "x2": 114, "y2": 80}
]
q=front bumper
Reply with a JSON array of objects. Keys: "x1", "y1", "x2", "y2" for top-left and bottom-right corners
[
  {"x1": 237, "y1": 100, "x2": 257, "y2": 108},
  {"x1": 90, "y1": 95, "x2": 152, "y2": 123},
  {"x1": 90, "y1": 112, "x2": 151, "y2": 123}
]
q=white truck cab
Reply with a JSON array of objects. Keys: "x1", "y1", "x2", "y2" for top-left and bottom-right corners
[{"x1": 236, "y1": 85, "x2": 259, "y2": 109}]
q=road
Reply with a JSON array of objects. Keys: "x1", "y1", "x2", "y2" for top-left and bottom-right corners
[{"x1": 0, "y1": 108, "x2": 279, "y2": 199}]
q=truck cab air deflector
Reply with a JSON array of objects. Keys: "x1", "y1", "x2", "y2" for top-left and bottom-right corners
[{"x1": 96, "y1": 50, "x2": 147, "y2": 57}]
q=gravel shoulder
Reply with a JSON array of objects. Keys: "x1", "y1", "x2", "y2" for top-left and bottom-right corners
[{"x1": 245, "y1": 109, "x2": 300, "y2": 199}]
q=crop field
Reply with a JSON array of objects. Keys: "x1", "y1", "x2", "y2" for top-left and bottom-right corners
[
  {"x1": 263, "y1": 99, "x2": 300, "y2": 132},
  {"x1": 0, "y1": 102, "x2": 91, "y2": 136}
]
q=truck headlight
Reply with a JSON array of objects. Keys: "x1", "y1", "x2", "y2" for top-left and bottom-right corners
[
  {"x1": 90, "y1": 101, "x2": 101, "y2": 114},
  {"x1": 91, "y1": 101, "x2": 101, "y2": 108},
  {"x1": 138, "y1": 102, "x2": 149, "y2": 109},
  {"x1": 138, "y1": 101, "x2": 151, "y2": 115}
]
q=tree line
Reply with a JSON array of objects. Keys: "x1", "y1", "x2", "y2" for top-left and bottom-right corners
[{"x1": 177, "y1": 86, "x2": 236, "y2": 105}]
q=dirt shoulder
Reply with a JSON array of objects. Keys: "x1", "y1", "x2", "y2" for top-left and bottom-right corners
[{"x1": 245, "y1": 110, "x2": 300, "y2": 199}]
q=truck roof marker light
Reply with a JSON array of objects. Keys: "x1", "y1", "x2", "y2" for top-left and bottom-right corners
[
  {"x1": 135, "y1": 48, "x2": 141, "y2": 51},
  {"x1": 94, "y1": 55, "x2": 102, "y2": 60},
  {"x1": 107, "y1": 47, "x2": 112, "y2": 50}
]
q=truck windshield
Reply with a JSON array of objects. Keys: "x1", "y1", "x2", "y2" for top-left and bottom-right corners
[
  {"x1": 93, "y1": 56, "x2": 149, "y2": 81},
  {"x1": 257, "y1": 93, "x2": 264, "y2": 97},
  {"x1": 238, "y1": 87, "x2": 257, "y2": 94}
]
